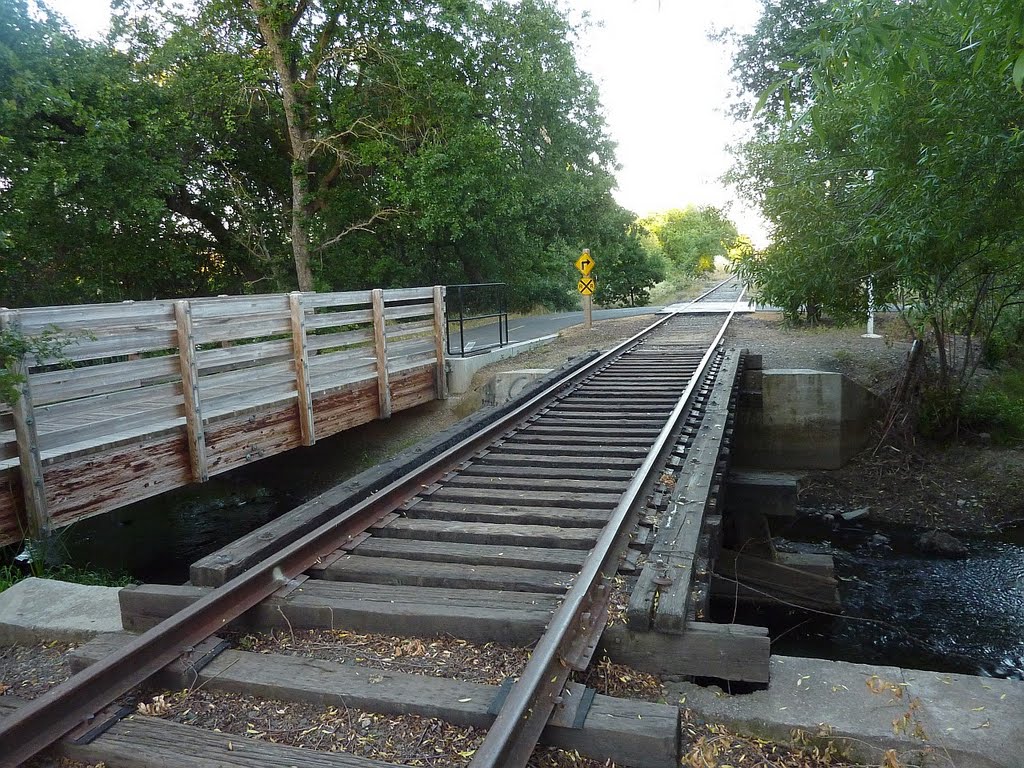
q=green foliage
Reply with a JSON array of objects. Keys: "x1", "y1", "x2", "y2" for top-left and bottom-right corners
[
  {"x1": 596, "y1": 226, "x2": 667, "y2": 308},
  {"x1": 0, "y1": 325, "x2": 72, "y2": 406},
  {"x1": 3, "y1": 0, "x2": 638, "y2": 309},
  {"x1": 727, "y1": 0, "x2": 1024, "y2": 401},
  {"x1": 639, "y1": 206, "x2": 739, "y2": 275},
  {"x1": 961, "y1": 370, "x2": 1024, "y2": 444},
  {"x1": 0, "y1": 562, "x2": 134, "y2": 593}
]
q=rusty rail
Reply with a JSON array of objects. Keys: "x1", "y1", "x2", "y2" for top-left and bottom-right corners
[{"x1": 469, "y1": 289, "x2": 746, "y2": 767}]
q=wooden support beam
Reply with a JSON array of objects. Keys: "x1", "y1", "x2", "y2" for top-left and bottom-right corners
[
  {"x1": 371, "y1": 288, "x2": 391, "y2": 419},
  {"x1": 601, "y1": 622, "x2": 770, "y2": 683},
  {"x1": 713, "y1": 548, "x2": 841, "y2": 613},
  {"x1": 173, "y1": 300, "x2": 208, "y2": 482},
  {"x1": 288, "y1": 291, "x2": 315, "y2": 446},
  {"x1": 432, "y1": 284, "x2": 448, "y2": 400},
  {"x1": 0, "y1": 310, "x2": 51, "y2": 544}
]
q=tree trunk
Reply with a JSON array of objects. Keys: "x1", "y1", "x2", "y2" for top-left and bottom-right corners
[{"x1": 250, "y1": 0, "x2": 316, "y2": 291}]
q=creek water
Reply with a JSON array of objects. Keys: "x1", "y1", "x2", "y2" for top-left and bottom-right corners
[{"x1": 721, "y1": 519, "x2": 1024, "y2": 679}]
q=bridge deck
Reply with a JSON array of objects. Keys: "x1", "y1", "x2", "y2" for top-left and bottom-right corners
[{"x1": 0, "y1": 287, "x2": 446, "y2": 545}]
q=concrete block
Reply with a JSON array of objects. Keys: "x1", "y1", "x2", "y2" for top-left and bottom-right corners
[
  {"x1": 903, "y1": 668, "x2": 1024, "y2": 768},
  {"x1": 673, "y1": 656, "x2": 916, "y2": 763},
  {"x1": 671, "y1": 655, "x2": 1024, "y2": 767},
  {"x1": 0, "y1": 577, "x2": 123, "y2": 644},
  {"x1": 734, "y1": 369, "x2": 880, "y2": 470},
  {"x1": 481, "y1": 368, "x2": 553, "y2": 406},
  {"x1": 446, "y1": 334, "x2": 558, "y2": 395}
]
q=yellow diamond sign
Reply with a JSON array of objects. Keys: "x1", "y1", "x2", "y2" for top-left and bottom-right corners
[
  {"x1": 577, "y1": 276, "x2": 596, "y2": 295},
  {"x1": 575, "y1": 250, "x2": 595, "y2": 276}
]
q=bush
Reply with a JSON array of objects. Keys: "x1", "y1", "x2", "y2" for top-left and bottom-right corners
[{"x1": 960, "y1": 369, "x2": 1024, "y2": 443}]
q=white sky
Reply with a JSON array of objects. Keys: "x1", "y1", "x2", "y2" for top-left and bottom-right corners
[{"x1": 46, "y1": 0, "x2": 767, "y2": 243}]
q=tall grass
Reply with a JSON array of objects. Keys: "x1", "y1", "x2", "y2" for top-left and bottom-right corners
[
  {"x1": 962, "y1": 368, "x2": 1024, "y2": 443},
  {"x1": 0, "y1": 562, "x2": 134, "y2": 594}
]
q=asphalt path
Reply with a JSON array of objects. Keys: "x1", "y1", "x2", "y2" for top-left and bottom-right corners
[{"x1": 448, "y1": 305, "x2": 662, "y2": 354}]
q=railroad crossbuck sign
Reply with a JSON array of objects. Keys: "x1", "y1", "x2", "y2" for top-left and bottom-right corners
[
  {"x1": 575, "y1": 250, "x2": 595, "y2": 276},
  {"x1": 577, "y1": 276, "x2": 596, "y2": 295}
]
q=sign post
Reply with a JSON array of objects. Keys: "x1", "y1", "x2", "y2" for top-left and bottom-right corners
[
  {"x1": 575, "y1": 249, "x2": 595, "y2": 330},
  {"x1": 862, "y1": 277, "x2": 882, "y2": 339}
]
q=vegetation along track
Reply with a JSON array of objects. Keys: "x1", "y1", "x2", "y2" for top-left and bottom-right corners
[{"x1": 0, "y1": 279, "x2": 746, "y2": 768}]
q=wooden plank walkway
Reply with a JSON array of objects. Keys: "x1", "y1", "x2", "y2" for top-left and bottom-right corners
[{"x1": 0, "y1": 286, "x2": 447, "y2": 545}]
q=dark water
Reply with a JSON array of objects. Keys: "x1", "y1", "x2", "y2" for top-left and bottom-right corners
[
  {"x1": 5, "y1": 401, "x2": 449, "y2": 585},
  {"x1": 720, "y1": 518, "x2": 1024, "y2": 678}
]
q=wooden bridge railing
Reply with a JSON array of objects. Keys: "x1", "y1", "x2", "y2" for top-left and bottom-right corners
[{"x1": 0, "y1": 285, "x2": 447, "y2": 546}]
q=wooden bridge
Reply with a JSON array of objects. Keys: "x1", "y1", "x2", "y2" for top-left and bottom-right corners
[{"x1": 0, "y1": 286, "x2": 447, "y2": 546}]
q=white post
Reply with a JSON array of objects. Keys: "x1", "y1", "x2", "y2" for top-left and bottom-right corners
[{"x1": 862, "y1": 278, "x2": 882, "y2": 339}]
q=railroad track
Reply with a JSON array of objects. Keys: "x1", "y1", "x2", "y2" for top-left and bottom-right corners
[{"x1": 1, "y1": 277, "x2": 747, "y2": 768}]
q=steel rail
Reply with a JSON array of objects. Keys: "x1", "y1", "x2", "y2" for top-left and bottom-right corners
[
  {"x1": 0, "y1": 303, "x2": 685, "y2": 768},
  {"x1": 470, "y1": 289, "x2": 747, "y2": 767},
  {"x1": 685, "y1": 273, "x2": 739, "y2": 306}
]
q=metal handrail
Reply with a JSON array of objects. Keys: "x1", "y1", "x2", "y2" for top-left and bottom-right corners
[{"x1": 445, "y1": 282, "x2": 508, "y2": 357}]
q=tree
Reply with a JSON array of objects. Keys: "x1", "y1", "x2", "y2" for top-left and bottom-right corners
[
  {"x1": 640, "y1": 206, "x2": 739, "y2": 274},
  {"x1": 727, "y1": 0, "x2": 1024, "y2": 406},
  {"x1": 597, "y1": 224, "x2": 666, "y2": 308}
]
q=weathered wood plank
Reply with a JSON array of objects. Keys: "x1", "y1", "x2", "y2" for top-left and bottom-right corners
[
  {"x1": 16, "y1": 300, "x2": 176, "y2": 331},
  {"x1": 174, "y1": 300, "x2": 208, "y2": 483},
  {"x1": 726, "y1": 470, "x2": 800, "y2": 518},
  {"x1": 650, "y1": 349, "x2": 741, "y2": 634},
  {"x1": 382, "y1": 286, "x2": 434, "y2": 302},
  {"x1": 317, "y1": 553, "x2": 572, "y2": 593},
  {"x1": 190, "y1": 315, "x2": 292, "y2": 346},
  {"x1": 403, "y1": 499, "x2": 609, "y2": 528},
  {"x1": 37, "y1": 329, "x2": 179, "y2": 365},
  {"x1": 476, "y1": 453, "x2": 643, "y2": 471},
  {"x1": 352, "y1": 537, "x2": 586, "y2": 571},
  {"x1": 289, "y1": 292, "x2": 315, "y2": 446},
  {"x1": 371, "y1": 289, "x2": 391, "y2": 419},
  {"x1": 305, "y1": 326, "x2": 374, "y2": 352},
  {"x1": 713, "y1": 549, "x2": 841, "y2": 612},
  {"x1": 0, "y1": 311, "x2": 50, "y2": 542},
  {"x1": 384, "y1": 318, "x2": 433, "y2": 341},
  {"x1": 372, "y1": 518, "x2": 599, "y2": 549},
  {"x1": 507, "y1": 433, "x2": 654, "y2": 446},
  {"x1": 444, "y1": 475, "x2": 628, "y2": 493},
  {"x1": 304, "y1": 307, "x2": 374, "y2": 330},
  {"x1": 43, "y1": 432, "x2": 190, "y2": 528},
  {"x1": 188, "y1": 293, "x2": 289, "y2": 320},
  {"x1": 0, "y1": 696, "x2": 394, "y2": 768},
  {"x1": 303, "y1": 289, "x2": 372, "y2": 309},
  {"x1": 388, "y1": 366, "x2": 435, "y2": 413},
  {"x1": 493, "y1": 442, "x2": 651, "y2": 458},
  {"x1": 70, "y1": 640, "x2": 679, "y2": 768},
  {"x1": 194, "y1": 337, "x2": 292, "y2": 370},
  {"x1": 520, "y1": 425, "x2": 661, "y2": 438},
  {"x1": 422, "y1": 485, "x2": 621, "y2": 509},
  {"x1": 382, "y1": 304, "x2": 434, "y2": 321},
  {"x1": 600, "y1": 622, "x2": 770, "y2": 683},
  {"x1": 204, "y1": 401, "x2": 303, "y2": 476},
  {"x1": 31, "y1": 355, "x2": 179, "y2": 406},
  {"x1": 433, "y1": 285, "x2": 447, "y2": 400},
  {"x1": 456, "y1": 463, "x2": 636, "y2": 482},
  {"x1": 120, "y1": 581, "x2": 557, "y2": 644}
]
